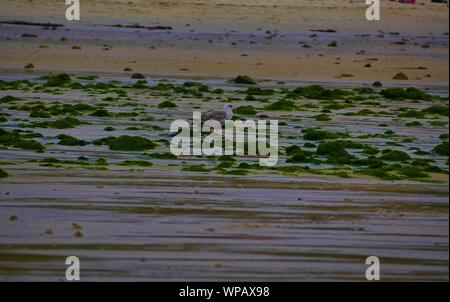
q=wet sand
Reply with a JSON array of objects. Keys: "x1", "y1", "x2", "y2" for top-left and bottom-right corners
[
  {"x1": 0, "y1": 165, "x2": 448, "y2": 281},
  {"x1": 0, "y1": 0, "x2": 448, "y2": 83}
]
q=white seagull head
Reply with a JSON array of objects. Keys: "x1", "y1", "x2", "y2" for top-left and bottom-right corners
[{"x1": 223, "y1": 104, "x2": 234, "y2": 119}]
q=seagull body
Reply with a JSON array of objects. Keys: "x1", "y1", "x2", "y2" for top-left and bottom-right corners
[{"x1": 201, "y1": 104, "x2": 233, "y2": 125}]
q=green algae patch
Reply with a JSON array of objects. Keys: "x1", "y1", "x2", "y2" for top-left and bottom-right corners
[
  {"x1": 0, "y1": 129, "x2": 45, "y2": 152},
  {"x1": 432, "y1": 142, "x2": 449, "y2": 156},
  {"x1": 317, "y1": 141, "x2": 352, "y2": 158},
  {"x1": 398, "y1": 110, "x2": 426, "y2": 119},
  {"x1": 72, "y1": 103, "x2": 96, "y2": 112},
  {"x1": 344, "y1": 109, "x2": 377, "y2": 116},
  {"x1": 56, "y1": 134, "x2": 86, "y2": 146},
  {"x1": 422, "y1": 105, "x2": 449, "y2": 117},
  {"x1": 218, "y1": 155, "x2": 236, "y2": 162},
  {"x1": 182, "y1": 165, "x2": 209, "y2": 172},
  {"x1": 292, "y1": 85, "x2": 350, "y2": 100},
  {"x1": 265, "y1": 99, "x2": 296, "y2": 111},
  {"x1": 30, "y1": 117, "x2": 85, "y2": 129},
  {"x1": 234, "y1": 105, "x2": 257, "y2": 116},
  {"x1": 0, "y1": 169, "x2": 8, "y2": 178},
  {"x1": 157, "y1": 101, "x2": 177, "y2": 108},
  {"x1": 313, "y1": 113, "x2": 332, "y2": 121},
  {"x1": 95, "y1": 135, "x2": 158, "y2": 151},
  {"x1": 302, "y1": 128, "x2": 348, "y2": 141},
  {"x1": 52, "y1": 117, "x2": 84, "y2": 129},
  {"x1": 147, "y1": 152, "x2": 178, "y2": 160},
  {"x1": 379, "y1": 150, "x2": 411, "y2": 162},
  {"x1": 396, "y1": 166, "x2": 429, "y2": 179},
  {"x1": 219, "y1": 169, "x2": 248, "y2": 176},
  {"x1": 90, "y1": 109, "x2": 111, "y2": 117},
  {"x1": 285, "y1": 146, "x2": 314, "y2": 163},
  {"x1": 44, "y1": 73, "x2": 71, "y2": 87},
  {"x1": 406, "y1": 121, "x2": 422, "y2": 127},
  {"x1": 29, "y1": 108, "x2": 51, "y2": 118},
  {"x1": 380, "y1": 87, "x2": 434, "y2": 101},
  {"x1": 0, "y1": 95, "x2": 21, "y2": 103}
]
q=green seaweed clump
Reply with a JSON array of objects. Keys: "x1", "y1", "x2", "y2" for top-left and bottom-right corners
[
  {"x1": 396, "y1": 166, "x2": 429, "y2": 178},
  {"x1": 398, "y1": 110, "x2": 425, "y2": 119},
  {"x1": 57, "y1": 134, "x2": 86, "y2": 146},
  {"x1": 182, "y1": 165, "x2": 209, "y2": 172},
  {"x1": 302, "y1": 128, "x2": 348, "y2": 141},
  {"x1": 147, "y1": 152, "x2": 178, "y2": 160},
  {"x1": 0, "y1": 168, "x2": 8, "y2": 178},
  {"x1": 96, "y1": 135, "x2": 158, "y2": 151},
  {"x1": 265, "y1": 99, "x2": 296, "y2": 111},
  {"x1": 233, "y1": 75, "x2": 257, "y2": 85},
  {"x1": 0, "y1": 95, "x2": 21, "y2": 103},
  {"x1": 0, "y1": 128, "x2": 45, "y2": 152},
  {"x1": 313, "y1": 113, "x2": 332, "y2": 121},
  {"x1": 285, "y1": 145, "x2": 313, "y2": 163},
  {"x1": 380, "y1": 87, "x2": 433, "y2": 100},
  {"x1": 90, "y1": 109, "x2": 111, "y2": 117},
  {"x1": 45, "y1": 73, "x2": 71, "y2": 87},
  {"x1": 219, "y1": 169, "x2": 248, "y2": 176},
  {"x1": 158, "y1": 101, "x2": 177, "y2": 108},
  {"x1": 51, "y1": 117, "x2": 84, "y2": 129},
  {"x1": 316, "y1": 141, "x2": 352, "y2": 158},
  {"x1": 405, "y1": 121, "x2": 422, "y2": 127},
  {"x1": 234, "y1": 106, "x2": 257, "y2": 116},
  {"x1": 422, "y1": 105, "x2": 449, "y2": 117},
  {"x1": 30, "y1": 107, "x2": 51, "y2": 118},
  {"x1": 432, "y1": 142, "x2": 449, "y2": 156},
  {"x1": 379, "y1": 150, "x2": 411, "y2": 162},
  {"x1": 292, "y1": 85, "x2": 350, "y2": 100}
]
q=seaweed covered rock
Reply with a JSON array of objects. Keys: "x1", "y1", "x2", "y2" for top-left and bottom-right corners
[
  {"x1": 0, "y1": 129, "x2": 45, "y2": 152},
  {"x1": 302, "y1": 128, "x2": 348, "y2": 141},
  {"x1": 422, "y1": 105, "x2": 449, "y2": 117},
  {"x1": 265, "y1": 99, "x2": 296, "y2": 111},
  {"x1": 314, "y1": 113, "x2": 332, "y2": 121},
  {"x1": 392, "y1": 73, "x2": 408, "y2": 80},
  {"x1": 96, "y1": 135, "x2": 157, "y2": 151},
  {"x1": 30, "y1": 107, "x2": 51, "y2": 118},
  {"x1": 292, "y1": 85, "x2": 350, "y2": 100},
  {"x1": 380, "y1": 87, "x2": 433, "y2": 101},
  {"x1": 157, "y1": 101, "x2": 177, "y2": 108},
  {"x1": 57, "y1": 134, "x2": 86, "y2": 146},
  {"x1": 234, "y1": 105, "x2": 257, "y2": 116},
  {"x1": 233, "y1": 75, "x2": 257, "y2": 85},
  {"x1": 90, "y1": 109, "x2": 111, "y2": 117},
  {"x1": 379, "y1": 150, "x2": 411, "y2": 162},
  {"x1": 432, "y1": 142, "x2": 449, "y2": 156},
  {"x1": 0, "y1": 168, "x2": 8, "y2": 178},
  {"x1": 45, "y1": 73, "x2": 71, "y2": 87},
  {"x1": 0, "y1": 95, "x2": 21, "y2": 103},
  {"x1": 398, "y1": 110, "x2": 426, "y2": 119},
  {"x1": 285, "y1": 145, "x2": 313, "y2": 163},
  {"x1": 316, "y1": 141, "x2": 352, "y2": 158},
  {"x1": 131, "y1": 73, "x2": 146, "y2": 79},
  {"x1": 51, "y1": 117, "x2": 83, "y2": 129}
]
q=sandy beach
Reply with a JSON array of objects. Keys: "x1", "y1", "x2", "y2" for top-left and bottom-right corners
[{"x1": 0, "y1": 0, "x2": 448, "y2": 84}]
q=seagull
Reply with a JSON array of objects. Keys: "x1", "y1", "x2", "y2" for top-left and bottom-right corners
[{"x1": 201, "y1": 104, "x2": 234, "y2": 125}]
